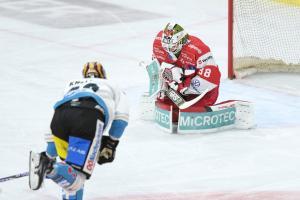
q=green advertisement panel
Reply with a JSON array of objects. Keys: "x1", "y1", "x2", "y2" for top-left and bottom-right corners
[
  {"x1": 178, "y1": 107, "x2": 236, "y2": 131},
  {"x1": 155, "y1": 106, "x2": 172, "y2": 132}
]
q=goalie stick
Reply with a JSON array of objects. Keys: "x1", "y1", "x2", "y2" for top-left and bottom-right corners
[
  {"x1": 165, "y1": 88, "x2": 209, "y2": 109},
  {"x1": 0, "y1": 172, "x2": 29, "y2": 183}
]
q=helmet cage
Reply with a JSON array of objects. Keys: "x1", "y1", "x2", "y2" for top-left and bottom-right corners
[{"x1": 161, "y1": 23, "x2": 187, "y2": 54}]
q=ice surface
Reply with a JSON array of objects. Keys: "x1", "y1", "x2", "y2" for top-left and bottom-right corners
[{"x1": 0, "y1": 0, "x2": 299, "y2": 199}]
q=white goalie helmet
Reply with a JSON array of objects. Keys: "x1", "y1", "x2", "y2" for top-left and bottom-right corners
[{"x1": 161, "y1": 23, "x2": 188, "y2": 55}]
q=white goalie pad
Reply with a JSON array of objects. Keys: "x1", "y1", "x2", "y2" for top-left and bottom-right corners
[
  {"x1": 232, "y1": 100, "x2": 255, "y2": 129},
  {"x1": 139, "y1": 92, "x2": 155, "y2": 121},
  {"x1": 209, "y1": 100, "x2": 255, "y2": 129}
]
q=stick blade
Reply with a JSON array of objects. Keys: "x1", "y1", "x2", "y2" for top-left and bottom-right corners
[{"x1": 178, "y1": 89, "x2": 209, "y2": 109}]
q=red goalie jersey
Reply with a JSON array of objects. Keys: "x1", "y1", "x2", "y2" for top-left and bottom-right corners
[{"x1": 153, "y1": 23, "x2": 221, "y2": 116}]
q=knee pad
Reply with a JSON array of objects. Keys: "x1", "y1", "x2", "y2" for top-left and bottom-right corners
[{"x1": 47, "y1": 162, "x2": 86, "y2": 192}]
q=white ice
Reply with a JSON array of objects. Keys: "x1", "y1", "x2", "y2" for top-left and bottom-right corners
[{"x1": 0, "y1": 0, "x2": 300, "y2": 199}]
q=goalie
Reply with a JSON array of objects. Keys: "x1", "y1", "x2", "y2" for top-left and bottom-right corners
[
  {"x1": 153, "y1": 22, "x2": 221, "y2": 122},
  {"x1": 142, "y1": 23, "x2": 254, "y2": 133}
]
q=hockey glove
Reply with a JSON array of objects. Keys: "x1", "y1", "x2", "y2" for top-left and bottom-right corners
[{"x1": 97, "y1": 136, "x2": 119, "y2": 165}]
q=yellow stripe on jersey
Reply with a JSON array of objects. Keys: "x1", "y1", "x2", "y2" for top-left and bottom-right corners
[{"x1": 53, "y1": 135, "x2": 68, "y2": 160}]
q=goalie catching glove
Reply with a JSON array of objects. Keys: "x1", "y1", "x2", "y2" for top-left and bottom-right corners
[
  {"x1": 160, "y1": 63, "x2": 191, "y2": 95},
  {"x1": 97, "y1": 136, "x2": 119, "y2": 165}
]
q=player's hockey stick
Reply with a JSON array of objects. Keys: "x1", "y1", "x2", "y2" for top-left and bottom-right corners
[
  {"x1": 0, "y1": 172, "x2": 29, "y2": 183},
  {"x1": 165, "y1": 88, "x2": 209, "y2": 109}
]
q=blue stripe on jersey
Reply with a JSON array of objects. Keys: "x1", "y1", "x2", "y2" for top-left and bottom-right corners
[
  {"x1": 53, "y1": 92, "x2": 109, "y2": 127},
  {"x1": 109, "y1": 119, "x2": 128, "y2": 139}
]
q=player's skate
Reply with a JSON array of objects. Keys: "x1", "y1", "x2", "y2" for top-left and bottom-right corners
[{"x1": 29, "y1": 151, "x2": 54, "y2": 190}]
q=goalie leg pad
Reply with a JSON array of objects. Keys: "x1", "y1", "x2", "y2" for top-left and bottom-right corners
[
  {"x1": 177, "y1": 100, "x2": 255, "y2": 134},
  {"x1": 139, "y1": 92, "x2": 155, "y2": 121}
]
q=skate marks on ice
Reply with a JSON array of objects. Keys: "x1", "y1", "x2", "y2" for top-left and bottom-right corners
[
  {"x1": 91, "y1": 191, "x2": 300, "y2": 200},
  {"x1": 0, "y1": 0, "x2": 165, "y2": 28}
]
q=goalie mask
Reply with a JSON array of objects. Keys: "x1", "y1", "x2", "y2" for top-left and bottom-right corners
[
  {"x1": 82, "y1": 62, "x2": 107, "y2": 79},
  {"x1": 161, "y1": 23, "x2": 188, "y2": 55}
]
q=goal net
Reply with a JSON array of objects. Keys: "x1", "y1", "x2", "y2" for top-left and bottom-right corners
[{"x1": 228, "y1": 0, "x2": 300, "y2": 79}]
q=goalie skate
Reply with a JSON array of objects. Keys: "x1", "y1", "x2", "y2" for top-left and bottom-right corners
[{"x1": 29, "y1": 151, "x2": 53, "y2": 190}]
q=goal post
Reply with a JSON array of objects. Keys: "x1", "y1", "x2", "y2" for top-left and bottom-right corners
[{"x1": 228, "y1": 0, "x2": 300, "y2": 79}]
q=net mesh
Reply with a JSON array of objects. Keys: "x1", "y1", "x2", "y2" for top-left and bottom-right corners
[{"x1": 233, "y1": 0, "x2": 300, "y2": 78}]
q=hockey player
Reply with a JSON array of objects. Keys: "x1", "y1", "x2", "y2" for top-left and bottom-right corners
[
  {"x1": 153, "y1": 22, "x2": 221, "y2": 122},
  {"x1": 29, "y1": 62, "x2": 129, "y2": 200}
]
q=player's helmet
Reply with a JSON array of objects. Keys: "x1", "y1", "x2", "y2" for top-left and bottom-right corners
[
  {"x1": 82, "y1": 62, "x2": 107, "y2": 79},
  {"x1": 161, "y1": 23, "x2": 188, "y2": 55}
]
